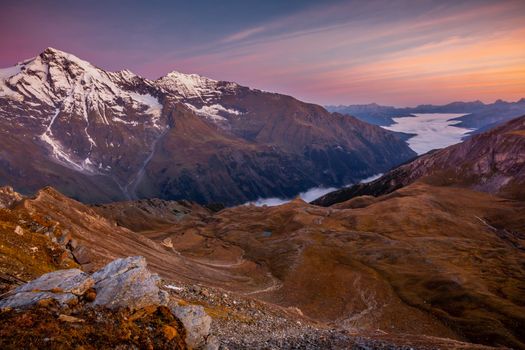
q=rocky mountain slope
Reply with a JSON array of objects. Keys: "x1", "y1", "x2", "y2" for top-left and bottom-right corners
[
  {"x1": 313, "y1": 114, "x2": 525, "y2": 206},
  {"x1": 1, "y1": 185, "x2": 518, "y2": 349},
  {"x1": 0, "y1": 48, "x2": 415, "y2": 205}
]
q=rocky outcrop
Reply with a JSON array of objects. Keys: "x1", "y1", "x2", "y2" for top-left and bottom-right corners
[
  {"x1": 0, "y1": 269, "x2": 93, "y2": 309},
  {"x1": 0, "y1": 186, "x2": 23, "y2": 209},
  {"x1": 0, "y1": 256, "x2": 215, "y2": 349},
  {"x1": 0, "y1": 256, "x2": 166, "y2": 310}
]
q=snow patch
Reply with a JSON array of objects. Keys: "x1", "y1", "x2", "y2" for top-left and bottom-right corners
[
  {"x1": 128, "y1": 92, "x2": 162, "y2": 116},
  {"x1": 0, "y1": 65, "x2": 22, "y2": 79},
  {"x1": 112, "y1": 116, "x2": 139, "y2": 126},
  {"x1": 165, "y1": 284, "x2": 185, "y2": 292},
  {"x1": 0, "y1": 65, "x2": 23, "y2": 99},
  {"x1": 186, "y1": 103, "x2": 242, "y2": 122},
  {"x1": 40, "y1": 108, "x2": 97, "y2": 174}
]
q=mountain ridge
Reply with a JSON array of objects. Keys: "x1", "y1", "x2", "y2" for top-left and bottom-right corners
[
  {"x1": 0, "y1": 48, "x2": 415, "y2": 205},
  {"x1": 312, "y1": 114, "x2": 525, "y2": 207},
  {"x1": 326, "y1": 99, "x2": 525, "y2": 131}
]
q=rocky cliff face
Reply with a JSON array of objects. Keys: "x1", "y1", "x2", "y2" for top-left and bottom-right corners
[
  {"x1": 0, "y1": 48, "x2": 415, "y2": 205},
  {"x1": 313, "y1": 114, "x2": 525, "y2": 206}
]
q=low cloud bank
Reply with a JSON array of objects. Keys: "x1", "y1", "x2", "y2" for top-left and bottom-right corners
[
  {"x1": 247, "y1": 173, "x2": 383, "y2": 207},
  {"x1": 383, "y1": 113, "x2": 472, "y2": 155}
]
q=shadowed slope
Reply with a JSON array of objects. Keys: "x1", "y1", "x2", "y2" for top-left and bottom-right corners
[{"x1": 312, "y1": 115, "x2": 525, "y2": 207}]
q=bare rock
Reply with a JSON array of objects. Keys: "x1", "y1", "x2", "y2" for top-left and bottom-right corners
[
  {"x1": 171, "y1": 303, "x2": 212, "y2": 349},
  {"x1": 91, "y1": 256, "x2": 168, "y2": 310},
  {"x1": 0, "y1": 291, "x2": 76, "y2": 309},
  {"x1": 0, "y1": 186, "x2": 23, "y2": 209},
  {"x1": 58, "y1": 314, "x2": 85, "y2": 323},
  {"x1": 0, "y1": 269, "x2": 93, "y2": 309},
  {"x1": 72, "y1": 245, "x2": 92, "y2": 265},
  {"x1": 58, "y1": 231, "x2": 72, "y2": 246},
  {"x1": 14, "y1": 225, "x2": 24, "y2": 236},
  {"x1": 68, "y1": 238, "x2": 79, "y2": 250},
  {"x1": 15, "y1": 269, "x2": 94, "y2": 295},
  {"x1": 162, "y1": 237, "x2": 174, "y2": 248}
]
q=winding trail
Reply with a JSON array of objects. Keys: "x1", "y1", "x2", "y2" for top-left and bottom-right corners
[{"x1": 244, "y1": 272, "x2": 283, "y2": 296}]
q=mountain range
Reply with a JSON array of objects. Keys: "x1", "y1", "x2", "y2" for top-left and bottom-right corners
[
  {"x1": 0, "y1": 48, "x2": 414, "y2": 205},
  {"x1": 327, "y1": 99, "x2": 525, "y2": 133}
]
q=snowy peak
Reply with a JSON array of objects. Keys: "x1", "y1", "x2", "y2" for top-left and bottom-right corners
[
  {"x1": 40, "y1": 47, "x2": 96, "y2": 71},
  {"x1": 157, "y1": 70, "x2": 238, "y2": 100},
  {"x1": 0, "y1": 48, "x2": 163, "y2": 118},
  {"x1": 0, "y1": 48, "x2": 167, "y2": 179}
]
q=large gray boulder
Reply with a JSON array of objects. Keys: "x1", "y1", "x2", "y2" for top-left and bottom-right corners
[
  {"x1": 91, "y1": 256, "x2": 168, "y2": 310},
  {"x1": 0, "y1": 269, "x2": 94, "y2": 309}
]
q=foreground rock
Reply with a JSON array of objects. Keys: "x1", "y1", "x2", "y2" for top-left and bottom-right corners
[
  {"x1": 0, "y1": 256, "x2": 166, "y2": 311},
  {"x1": 0, "y1": 269, "x2": 94, "y2": 309},
  {"x1": 0, "y1": 256, "x2": 215, "y2": 349},
  {"x1": 91, "y1": 256, "x2": 169, "y2": 310},
  {"x1": 171, "y1": 303, "x2": 213, "y2": 349}
]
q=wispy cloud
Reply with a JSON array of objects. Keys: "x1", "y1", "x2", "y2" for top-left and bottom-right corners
[
  {"x1": 165, "y1": 0, "x2": 525, "y2": 105},
  {"x1": 221, "y1": 26, "x2": 267, "y2": 43},
  {"x1": 1, "y1": 0, "x2": 524, "y2": 106}
]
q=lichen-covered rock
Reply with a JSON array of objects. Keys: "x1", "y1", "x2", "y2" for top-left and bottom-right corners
[
  {"x1": 0, "y1": 257, "x2": 167, "y2": 311},
  {"x1": 0, "y1": 269, "x2": 93, "y2": 309},
  {"x1": 91, "y1": 256, "x2": 168, "y2": 310},
  {"x1": 0, "y1": 256, "x2": 212, "y2": 349},
  {"x1": 0, "y1": 291, "x2": 77, "y2": 309},
  {"x1": 15, "y1": 269, "x2": 94, "y2": 295},
  {"x1": 171, "y1": 304, "x2": 212, "y2": 349}
]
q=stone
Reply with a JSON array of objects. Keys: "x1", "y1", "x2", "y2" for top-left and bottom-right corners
[
  {"x1": 14, "y1": 225, "x2": 24, "y2": 236},
  {"x1": 58, "y1": 231, "x2": 72, "y2": 246},
  {"x1": 203, "y1": 335, "x2": 220, "y2": 350},
  {"x1": 68, "y1": 238, "x2": 79, "y2": 250},
  {"x1": 0, "y1": 291, "x2": 76, "y2": 309},
  {"x1": 162, "y1": 237, "x2": 174, "y2": 248},
  {"x1": 0, "y1": 186, "x2": 23, "y2": 209},
  {"x1": 162, "y1": 325, "x2": 179, "y2": 341},
  {"x1": 59, "y1": 314, "x2": 85, "y2": 323},
  {"x1": 0, "y1": 269, "x2": 95, "y2": 310},
  {"x1": 16, "y1": 269, "x2": 94, "y2": 296},
  {"x1": 91, "y1": 256, "x2": 167, "y2": 310},
  {"x1": 171, "y1": 303, "x2": 212, "y2": 349},
  {"x1": 72, "y1": 245, "x2": 92, "y2": 265}
]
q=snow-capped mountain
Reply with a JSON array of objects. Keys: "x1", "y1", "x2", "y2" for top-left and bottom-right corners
[{"x1": 0, "y1": 48, "x2": 416, "y2": 205}]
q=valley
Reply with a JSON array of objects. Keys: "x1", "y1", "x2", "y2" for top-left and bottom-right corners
[
  {"x1": 1, "y1": 113, "x2": 524, "y2": 349},
  {"x1": 382, "y1": 113, "x2": 472, "y2": 154}
]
